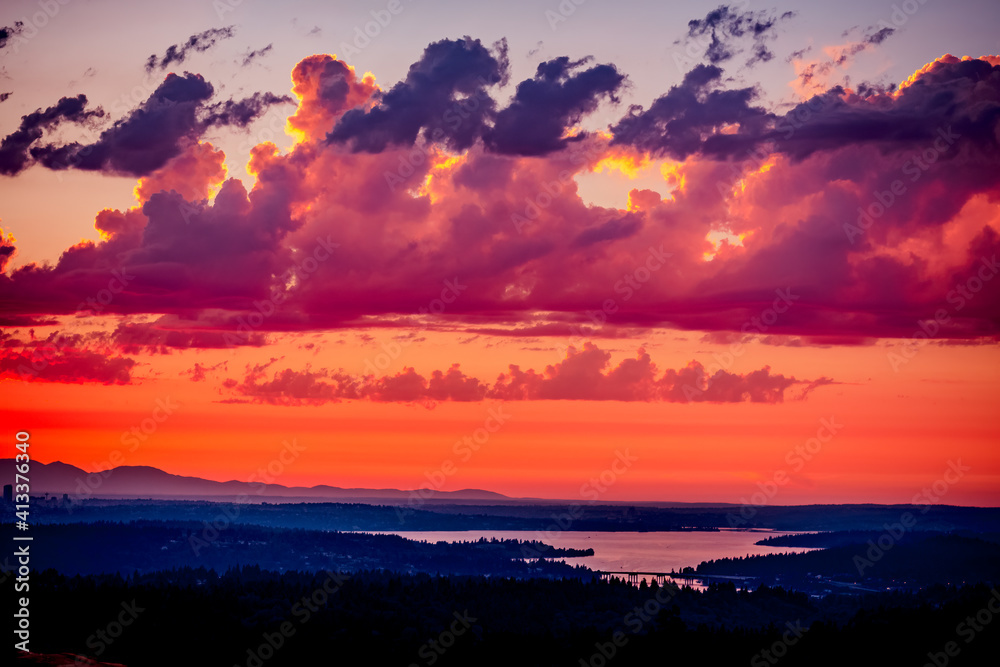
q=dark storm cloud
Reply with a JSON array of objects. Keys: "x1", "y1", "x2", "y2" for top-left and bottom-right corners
[
  {"x1": 0, "y1": 94, "x2": 105, "y2": 176},
  {"x1": 609, "y1": 64, "x2": 771, "y2": 160},
  {"x1": 6, "y1": 74, "x2": 290, "y2": 177},
  {"x1": 329, "y1": 37, "x2": 509, "y2": 153},
  {"x1": 774, "y1": 55, "x2": 1000, "y2": 160},
  {"x1": 612, "y1": 52, "x2": 1000, "y2": 164},
  {"x1": 486, "y1": 56, "x2": 625, "y2": 156},
  {"x1": 31, "y1": 73, "x2": 215, "y2": 176}
]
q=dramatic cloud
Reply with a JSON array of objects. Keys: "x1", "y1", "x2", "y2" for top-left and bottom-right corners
[
  {"x1": 226, "y1": 344, "x2": 828, "y2": 406},
  {"x1": 8, "y1": 74, "x2": 289, "y2": 176},
  {"x1": 329, "y1": 37, "x2": 508, "y2": 152},
  {"x1": 774, "y1": 53, "x2": 999, "y2": 160},
  {"x1": 486, "y1": 56, "x2": 625, "y2": 156},
  {"x1": 286, "y1": 55, "x2": 378, "y2": 141},
  {"x1": 0, "y1": 94, "x2": 105, "y2": 176},
  {"x1": 145, "y1": 26, "x2": 236, "y2": 72},
  {"x1": 1, "y1": 42, "x2": 998, "y2": 342},
  {"x1": 610, "y1": 64, "x2": 771, "y2": 159}
]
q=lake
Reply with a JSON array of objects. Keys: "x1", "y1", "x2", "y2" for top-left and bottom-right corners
[{"x1": 367, "y1": 528, "x2": 816, "y2": 584}]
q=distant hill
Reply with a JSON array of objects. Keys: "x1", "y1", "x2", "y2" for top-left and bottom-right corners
[{"x1": 0, "y1": 459, "x2": 508, "y2": 503}]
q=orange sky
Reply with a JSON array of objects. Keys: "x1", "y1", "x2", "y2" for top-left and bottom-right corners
[
  {"x1": 2, "y1": 11, "x2": 999, "y2": 507},
  {"x1": 3, "y1": 325, "x2": 997, "y2": 505}
]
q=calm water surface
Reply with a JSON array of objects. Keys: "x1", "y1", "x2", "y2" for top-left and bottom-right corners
[{"x1": 369, "y1": 528, "x2": 815, "y2": 574}]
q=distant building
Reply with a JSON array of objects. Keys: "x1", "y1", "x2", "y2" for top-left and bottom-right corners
[{"x1": 2, "y1": 484, "x2": 11, "y2": 504}]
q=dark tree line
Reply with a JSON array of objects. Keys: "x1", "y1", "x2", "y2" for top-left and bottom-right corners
[{"x1": 13, "y1": 567, "x2": 1000, "y2": 666}]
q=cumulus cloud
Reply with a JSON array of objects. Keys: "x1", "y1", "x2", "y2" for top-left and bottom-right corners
[
  {"x1": 225, "y1": 363, "x2": 359, "y2": 406},
  {"x1": 610, "y1": 64, "x2": 771, "y2": 160},
  {"x1": 0, "y1": 94, "x2": 105, "y2": 176},
  {"x1": 225, "y1": 344, "x2": 827, "y2": 406},
  {"x1": 24, "y1": 73, "x2": 290, "y2": 176},
  {"x1": 0, "y1": 37, "x2": 998, "y2": 342},
  {"x1": 329, "y1": 37, "x2": 508, "y2": 153},
  {"x1": 286, "y1": 54, "x2": 378, "y2": 140},
  {"x1": 486, "y1": 56, "x2": 625, "y2": 155},
  {"x1": 0, "y1": 332, "x2": 135, "y2": 384}
]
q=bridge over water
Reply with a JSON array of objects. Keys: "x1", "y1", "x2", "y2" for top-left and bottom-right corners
[{"x1": 595, "y1": 571, "x2": 751, "y2": 586}]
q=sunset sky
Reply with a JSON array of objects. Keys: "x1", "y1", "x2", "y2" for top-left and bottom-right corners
[{"x1": 1, "y1": 0, "x2": 998, "y2": 505}]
